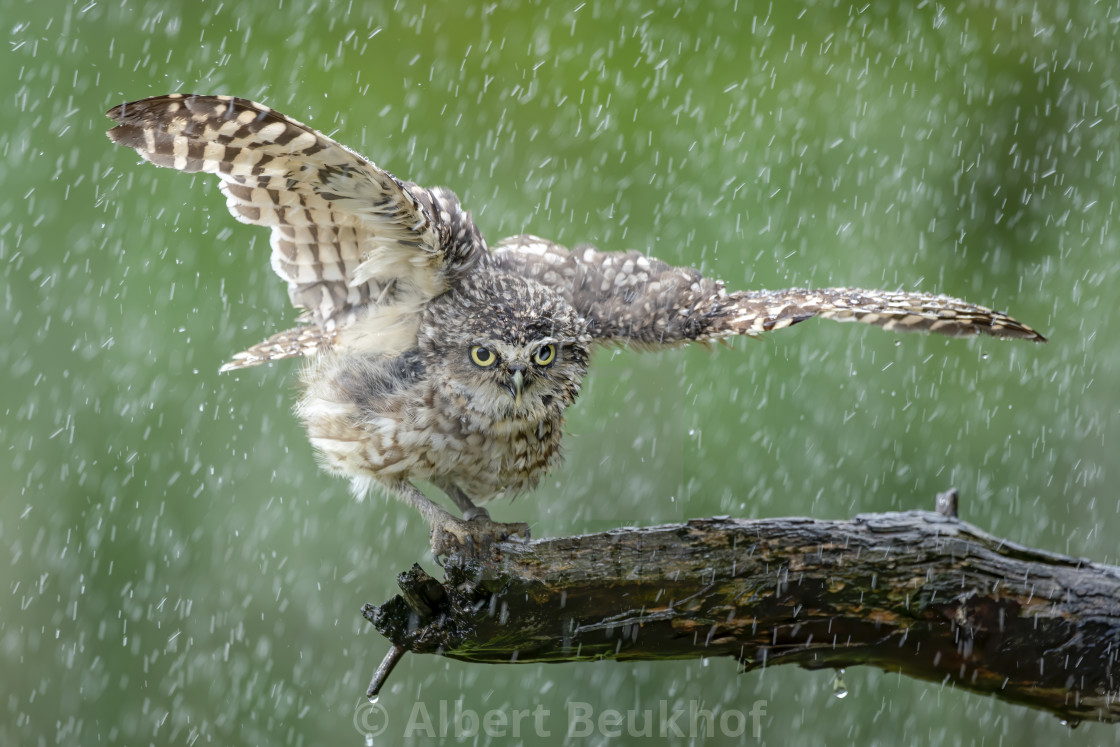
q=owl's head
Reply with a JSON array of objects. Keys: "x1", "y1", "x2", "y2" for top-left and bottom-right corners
[{"x1": 420, "y1": 271, "x2": 590, "y2": 423}]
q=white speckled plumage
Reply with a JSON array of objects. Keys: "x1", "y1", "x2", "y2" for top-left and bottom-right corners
[{"x1": 107, "y1": 94, "x2": 1046, "y2": 556}]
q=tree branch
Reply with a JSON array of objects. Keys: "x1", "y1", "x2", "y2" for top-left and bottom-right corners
[{"x1": 362, "y1": 491, "x2": 1120, "y2": 724}]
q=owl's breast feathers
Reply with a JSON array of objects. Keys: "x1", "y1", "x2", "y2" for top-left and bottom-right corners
[{"x1": 296, "y1": 343, "x2": 564, "y2": 503}]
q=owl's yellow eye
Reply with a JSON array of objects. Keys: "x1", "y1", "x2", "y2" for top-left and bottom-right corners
[
  {"x1": 470, "y1": 346, "x2": 497, "y2": 367},
  {"x1": 533, "y1": 344, "x2": 557, "y2": 367}
]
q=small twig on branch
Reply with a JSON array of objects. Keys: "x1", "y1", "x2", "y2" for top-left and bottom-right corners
[
  {"x1": 366, "y1": 644, "x2": 407, "y2": 698},
  {"x1": 362, "y1": 490, "x2": 1120, "y2": 724}
]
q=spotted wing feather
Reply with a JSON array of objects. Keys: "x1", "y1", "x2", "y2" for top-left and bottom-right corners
[
  {"x1": 106, "y1": 93, "x2": 483, "y2": 369},
  {"x1": 713, "y1": 287, "x2": 1046, "y2": 341},
  {"x1": 494, "y1": 235, "x2": 1046, "y2": 345},
  {"x1": 219, "y1": 326, "x2": 338, "y2": 373}
]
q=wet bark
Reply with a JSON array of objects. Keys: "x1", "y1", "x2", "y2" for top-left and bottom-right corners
[{"x1": 362, "y1": 496, "x2": 1120, "y2": 724}]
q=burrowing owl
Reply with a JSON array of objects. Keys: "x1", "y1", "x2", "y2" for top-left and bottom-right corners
[{"x1": 106, "y1": 94, "x2": 1046, "y2": 557}]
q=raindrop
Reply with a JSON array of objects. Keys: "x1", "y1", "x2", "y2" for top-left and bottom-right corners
[{"x1": 831, "y1": 668, "x2": 848, "y2": 699}]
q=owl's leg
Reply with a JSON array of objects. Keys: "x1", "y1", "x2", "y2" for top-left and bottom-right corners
[
  {"x1": 440, "y1": 482, "x2": 493, "y2": 522},
  {"x1": 436, "y1": 481, "x2": 532, "y2": 545},
  {"x1": 390, "y1": 480, "x2": 529, "y2": 559},
  {"x1": 385, "y1": 480, "x2": 461, "y2": 543}
]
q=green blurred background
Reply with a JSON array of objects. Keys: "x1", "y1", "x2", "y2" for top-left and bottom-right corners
[{"x1": 3, "y1": 0, "x2": 1117, "y2": 743}]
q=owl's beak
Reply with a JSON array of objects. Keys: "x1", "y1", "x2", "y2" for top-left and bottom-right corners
[
  {"x1": 506, "y1": 364, "x2": 527, "y2": 407},
  {"x1": 510, "y1": 369, "x2": 525, "y2": 407}
]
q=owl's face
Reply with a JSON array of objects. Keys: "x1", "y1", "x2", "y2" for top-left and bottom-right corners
[{"x1": 420, "y1": 272, "x2": 590, "y2": 424}]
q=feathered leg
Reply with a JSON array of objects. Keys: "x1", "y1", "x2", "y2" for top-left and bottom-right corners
[{"x1": 389, "y1": 480, "x2": 529, "y2": 559}]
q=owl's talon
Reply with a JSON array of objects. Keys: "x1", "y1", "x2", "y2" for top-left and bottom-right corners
[{"x1": 429, "y1": 515, "x2": 531, "y2": 559}]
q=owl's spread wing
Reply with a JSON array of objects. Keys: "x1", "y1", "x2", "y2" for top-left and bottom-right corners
[
  {"x1": 493, "y1": 235, "x2": 1046, "y2": 345},
  {"x1": 107, "y1": 93, "x2": 483, "y2": 370}
]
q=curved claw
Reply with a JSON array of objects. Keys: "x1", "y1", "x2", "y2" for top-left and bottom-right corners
[{"x1": 429, "y1": 514, "x2": 532, "y2": 560}]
